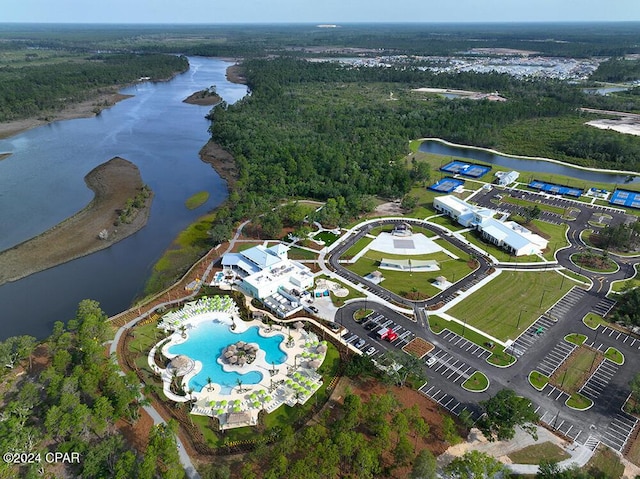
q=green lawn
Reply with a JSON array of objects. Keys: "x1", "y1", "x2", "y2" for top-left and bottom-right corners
[
  {"x1": 447, "y1": 271, "x2": 573, "y2": 342},
  {"x1": 287, "y1": 247, "x2": 318, "y2": 261},
  {"x1": 531, "y1": 220, "x2": 570, "y2": 261},
  {"x1": 528, "y1": 371, "x2": 549, "y2": 391},
  {"x1": 185, "y1": 191, "x2": 209, "y2": 210},
  {"x1": 507, "y1": 441, "x2": 570, "y2": 465},
  {"x1": 461, "y1": 371, "x2": 489, "y2": 392},
  {"x1": 425, "y1": 213, "x2": 467, "y2": 231},
  {"x1": 565, "y1": 333, "x2": 586, "y2": 346},
  {"x1": 583, "y1": 312, "x2": 606, "y2": 330},
  {"x1": 346, "y1": 244, "x2": 476, "y2": 299},
  {"x1": 561, "y1": 269, "x2": 591, "y2": 285},
  {"x1": 341, "y1": 236, "x2": 374, "y2": 259},
  {"x1": 566, "y1": 392, "x2": 593, "y2": 410},
  {"x1": 605, "y1": 347, "x2": 624, "y2": 365},
  {"x1": 314, "y1": 231, "x2": 340, "y2": 246},
  {"x1": 610, "y1": 264, "x2": 640, "y2": 293}
]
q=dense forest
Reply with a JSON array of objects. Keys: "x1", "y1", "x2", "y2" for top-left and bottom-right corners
[
  {"x1": 0, "y1": 53, "x2": 188, "y2": 121},
  {"x1": 208, "y1": 56, "x2": 640, "y2": 232},
  {"x1": 0, "y1": 300, "x2": 184, "y2": 479}
]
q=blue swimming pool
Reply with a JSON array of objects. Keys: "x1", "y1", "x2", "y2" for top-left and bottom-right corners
[{"x1": 167, "y1": 322, "x2": 287, "y2": 393}]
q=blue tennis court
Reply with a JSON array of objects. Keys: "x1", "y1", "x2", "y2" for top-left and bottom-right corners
[
  {"x1": 528, "y1": 180, "x2": 582, "y2": 198},
  {"x1": 441, "y1": 161, "x2": 491, "y2": 178},
  {"x1": 429, "y1": 177, "x2": 465, "y2": 193},
  {"x1": 610, "y1": 190, "x2": 640, "y2": 209}
]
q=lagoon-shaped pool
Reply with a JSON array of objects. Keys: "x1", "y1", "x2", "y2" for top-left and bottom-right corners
[{"x1": 167, "y1": 321, "x2": 287, "y2": 394}]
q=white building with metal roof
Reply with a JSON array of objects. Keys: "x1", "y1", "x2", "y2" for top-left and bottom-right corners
[{"x1": 433, "y1": 195, "x2": 548, "y2": 256}]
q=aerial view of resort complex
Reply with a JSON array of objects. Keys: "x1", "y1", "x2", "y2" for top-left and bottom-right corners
[{"x1": 2, "y1": 3, "x2": 640, "y2": 478}]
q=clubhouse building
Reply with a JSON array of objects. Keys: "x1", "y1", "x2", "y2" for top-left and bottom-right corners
[
  {"x1": 433, "y1": 195, "x2": 548, "y2": 256},
  {"x1": 222, "y1": 243, "x2": 314, "y2": 317}
]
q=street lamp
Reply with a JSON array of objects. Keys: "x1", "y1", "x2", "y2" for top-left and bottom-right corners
[
  {"x1": 517, "y1": 309, "x2": 526, "y2": 329},
  {"x1": 539, "y1": 290, "x2": 548, "y2": 308}
]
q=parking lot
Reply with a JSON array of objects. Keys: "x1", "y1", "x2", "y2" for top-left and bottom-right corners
[
  {"x1": 546, "y1": 287, "x2": 589, "y2": 321},
  {"x1": 418, "y1": 383, "x2": 479, "y2": 419},
  {"x1": 424, "y1": 348, "x2": 478, "y2": 385},
  {"x1": 534, "y1": 341, "x2": 576, "y2": 377},
  {"x1": 597, "y1": 324, "x2": 640, "y2": 351},
  {"x1": 601, "y1": 413, "x2": 638, "y2": 452},
  {"x1": 342, "y1": 311, "x2": 417, "y2": 358},
  {"x1": 438, "y1": 330, "x2": 492, "y2": 361},
  {"x1": 579, "y1": 360, "x2": 619, "y2": 402},
  {"x1": 536, "y1": 406, "x2": 585, "y2": 444},
  {"x1": 508, "y1": 315, "x2": 556, "y2": 357}
]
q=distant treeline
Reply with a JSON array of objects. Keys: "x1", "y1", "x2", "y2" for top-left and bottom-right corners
[
  {"x1": 1, "y1": 23, "x2": 639, "y2": 58},
  {"x1": 0, "y1": 53, "x2": 188, "y2": 122}
]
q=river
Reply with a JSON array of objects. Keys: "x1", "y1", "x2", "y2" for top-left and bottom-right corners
[
  {"x1": 0, "y1": 57, "x2": 247, "y2": 340},
  {"x1": 419, "y1": 139, "x2": 639, "y2": 185}
]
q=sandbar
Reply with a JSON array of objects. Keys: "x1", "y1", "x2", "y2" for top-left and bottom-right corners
[{"x1": 0, "y1": 157, "x2": 153, "y2": 286}]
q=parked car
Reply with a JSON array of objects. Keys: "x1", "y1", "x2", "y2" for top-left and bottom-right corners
[
  {"x1": 309, "y1": 306, "x2": 319, "y2": 313},
  {"x1": 365, "y1": 347, "x2": 376, "y2": 356},
  {"x1": 355, "y1": 338, "x2": 366, "y2": 349},
  {"x1": 426, "y1": 356, "x2": 437, "y2": 367}
]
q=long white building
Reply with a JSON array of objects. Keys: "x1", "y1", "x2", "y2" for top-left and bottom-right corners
[{"x1": 433, "y1": 195, "x2": 548, "y2": 256}]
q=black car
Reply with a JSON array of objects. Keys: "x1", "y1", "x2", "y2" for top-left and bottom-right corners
[{"x1": 309, "y1": 306, "x2": 319, "y2": 314}]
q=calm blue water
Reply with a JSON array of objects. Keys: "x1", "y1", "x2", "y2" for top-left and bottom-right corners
[
  {"x1": 419, "y1": 139, "x2": 639, "y2": 185},
  {"x1": 0, "y1": 57, "x2": 247, "y2": 340},
  {"x1": 167, "y1": 323, "x2": 287, "y2": 393}
]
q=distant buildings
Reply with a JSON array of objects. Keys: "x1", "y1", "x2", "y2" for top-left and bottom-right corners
[
  {"x1": 433, "y1": 195, "x2": 548, "y2": 256},
  {"x1": 222, "y1": 243, "x2": 314, "y2": 317}
]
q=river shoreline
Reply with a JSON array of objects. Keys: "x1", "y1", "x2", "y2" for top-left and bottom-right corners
[
  {"x1": 0, "y1": 90, "x2": 134, "y2": 140},
  {"x1": 0, "y1": 157, "x2": 152, "y2": 287}
]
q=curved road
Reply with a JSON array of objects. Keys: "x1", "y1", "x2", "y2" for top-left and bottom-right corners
[{"x1": 325, "y1": 190, "x2": 640, "y2": 455}]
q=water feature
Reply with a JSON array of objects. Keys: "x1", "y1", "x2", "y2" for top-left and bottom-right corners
[
  {"x1": 582, "y1": 86, "x2": 631, "y2": 96},
  {"x1": 0, "y1": 57, "x2": 248, "y2": 340},
  {"x1": 167, "y1": 322, "x2": 287, "y2": 394},
  {"x1": 419, "y1": 139, "x2": 639, "y2": 185}
]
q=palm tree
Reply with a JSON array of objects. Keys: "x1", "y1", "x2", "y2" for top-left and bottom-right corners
[
  {"x1": 207, "y1": 376, "x2": 213, "y2": 392},
  {"x1": 236, "y1": 378, "x2": 243, "y2": 393}
]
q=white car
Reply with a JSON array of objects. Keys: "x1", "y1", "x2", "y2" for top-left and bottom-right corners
[
  {"x1": 365, "y1": 347, "x2": 376, "y2": 356},
  {"x1": 426, "y1": 356, "x2": 437, "y2": 367}
]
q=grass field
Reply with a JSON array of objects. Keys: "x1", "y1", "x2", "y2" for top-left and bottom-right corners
[
  {"x1": 341, "y1": 236, "x2": 374, "y2": 259},
  {"x1": 314, "y1": 231, "x2": 340, "y2": 246},
  {"x1": 185, "y1": 191, "x2": 209, "y2": 210},
  {"x1": 447, "y1": 271, "x2": 573, "y2": 342},
  {"x1": 552, "y1": 346, "x2": 601, "y2": 393},
  {"x1": 287, "y1": 247, "x2": 318, "y2": 260},
  {"x1": 507, "y1": 441, "x2": 570, "y2": 465},
  {"x1": 346, "y1": 245, "x2": 475, "y2": 299},
  {"x1": 584, "y1": 445, "x2": 625, "y2": 479}
]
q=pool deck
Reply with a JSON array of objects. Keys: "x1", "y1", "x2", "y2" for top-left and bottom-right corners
[{"x1": 152, "y1": 311, "x2": 326, "y2": 429}]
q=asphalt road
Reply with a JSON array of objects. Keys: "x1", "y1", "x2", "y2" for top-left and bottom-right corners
[{"x1": 327, "y1": 189, "x2": 640, "y2": 452}]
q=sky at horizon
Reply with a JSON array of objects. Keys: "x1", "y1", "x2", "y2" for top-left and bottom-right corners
[{"x1": 3, "y1": 0, "x2": 640, "y2": 24}]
